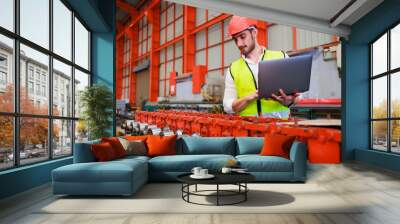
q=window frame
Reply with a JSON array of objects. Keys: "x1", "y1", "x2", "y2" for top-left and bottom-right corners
[
  {"x1": 0, "y1": 0, "x2": 92, "y2": 171},
  {"x1": 370, "y1": 20, "x2": 400, "y2": 154}
]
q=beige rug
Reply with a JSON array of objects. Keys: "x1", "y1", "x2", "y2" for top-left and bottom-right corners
[{"x1": 38, "y1": 183, "x2": 361, "y2": 214}]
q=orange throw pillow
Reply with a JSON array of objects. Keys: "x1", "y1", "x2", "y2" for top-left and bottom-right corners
[
  {"x1": 91, "y1": 142, "x2": 117, "y2": 161},
  {"x1": 146, "y1": 135, "x2": 177, "y2": 157},
  {"x1": 260, "y1": 134, "x2": 296, "y2": 159},
  {"x1": 124, "y1": 135, "x2": 148, "y2": 141},
  {"x1": 101, "y1": 137, "x2": 126, "y2": 158}
]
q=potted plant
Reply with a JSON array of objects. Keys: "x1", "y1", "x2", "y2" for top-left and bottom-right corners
[{"x1": 79, "y1": 84, "x2": 113, "y2": 140}]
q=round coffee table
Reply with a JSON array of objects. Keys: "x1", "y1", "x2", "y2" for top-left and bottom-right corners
[{"x1": 177, "y1": 173, "x2": 255, "y2": 206}]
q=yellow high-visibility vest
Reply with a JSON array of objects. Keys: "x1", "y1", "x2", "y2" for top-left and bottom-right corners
[{"x1": 229, "y1": 49, "x2": 290, "y2": 118}]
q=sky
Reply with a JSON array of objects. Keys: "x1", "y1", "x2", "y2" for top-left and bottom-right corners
[{"x1": 0, "y1": 0, "x2": 89, "y2": 74}]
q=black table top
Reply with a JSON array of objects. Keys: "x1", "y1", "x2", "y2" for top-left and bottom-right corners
[{"x1": 177, "y1": 172, "x2": 255, "y2": 185}]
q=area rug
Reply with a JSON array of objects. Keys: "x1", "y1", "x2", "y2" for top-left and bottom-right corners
[{"x1": 37, "y1": 183, "x2": 361, "y2": 214}]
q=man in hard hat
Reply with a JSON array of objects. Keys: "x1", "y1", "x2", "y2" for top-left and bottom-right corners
[{"x1": 223, "y1": 16, "x2": 300, "y2": 118}]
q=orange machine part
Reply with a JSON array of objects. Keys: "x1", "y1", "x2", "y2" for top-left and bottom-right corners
[
  {"x1": 307, "y1": 139, "x2": 341, "y2": 164},
  {"x1": 192, "y1": 65, "x2": 207, "y2": 93}
]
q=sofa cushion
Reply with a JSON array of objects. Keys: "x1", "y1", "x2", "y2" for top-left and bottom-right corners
[
  {"x1": 124, "y1": 135, "x2": 149, "y2": 141},
  {"x1": 52, "y1": 161, "x2": 144, "y2": 183},
  {"x1": 260, "y1": 134, "x2": 296, "y2": 159},
  {"x1": 180, "y1": 137, "x2": 235, "y2": 155},
  {"x1": 236, "y1": 155, "x2": 293, "y2": 172},
  {"x1": 149, "y1": 154, "x2": 235, "y2": 172},
  {"x1": 101, "y1": 137, "x2": 127, "y2": 158},
  {"x1": 147, "y1": 135, "x2": 177, "y2": 157},
  {"x1": 236, "y1": 137, "x2": 264, "y2": 155},
  {"x1": 91, "y1": 142, "x2": 118, "y2": 161},
  {"x1": 118, "y1": 138, "x2": 147, "y2": 156}
]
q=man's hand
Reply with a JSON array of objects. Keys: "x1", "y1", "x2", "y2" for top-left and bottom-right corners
[
  {"x1": 232, "y1": 90, "x2": 258, "y2": 113},
  {"x1": 245, "y1": 90, "x2": 258, "y2": 101},
  {"x1": 271, "y1": 89, "x2": 300, "y2": 106}
]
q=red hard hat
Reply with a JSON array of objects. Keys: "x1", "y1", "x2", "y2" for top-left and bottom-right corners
[{"x1": 228, "y1": 16, "x2": 258, "y2": 36}]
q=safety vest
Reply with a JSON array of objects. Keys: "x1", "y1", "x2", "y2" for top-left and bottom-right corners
[{"x1": 229, "y1": 49, "x2": 290, "y2": 118}]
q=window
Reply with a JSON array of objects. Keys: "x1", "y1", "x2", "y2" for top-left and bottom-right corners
[
  {"x1": 53, "y1": 59, "x2": 72, "y2": 117},
  {"x1": 0, "y1": 54, "x2": 8, "y2": 89},
  {"x1": 53, "y1": 0, "x2": 72, "y2": 60},
  {"x1": 0, "y1": 0, "x2": 14, "y2": 32},
  {"x1": 42, "y1": 85, "x2": 46, "y2": 97},
  {"x1": 0, "y1": 55, "x2": 7, "y2": 67},
  {"x1": 0, "y1": 71, "x2": 6, "y2": 85},
  {"x1": 0, "y1": 0, "x2": 91, "y2": 170},
  {"x1": 0, "y1": 35, "x2": 14, "y2": 113},
  {"x1": 28, "y1": 81, "x2": 34, "y2": 94},
  {"x1": 20, "y1": 0, "x2": 49, "y2": 49},
  {"x1": 29, "y1": 67, "x2": 34, "y2": 80},
  {"x1": 74, "y1": 69, "x2": 89, "y2": 119},
  {"x1": 36, "y1": 83, "x2": 40, "y2": 95},
  {"x1": 35, "y1": 70, "x2": 41, "y2": 81},
  {"x1": 371, "y1": 23, "x2": 400, "y2": 154},
  {"x1": 75, "y1": 17, "x2": 89, "y2": 70}
]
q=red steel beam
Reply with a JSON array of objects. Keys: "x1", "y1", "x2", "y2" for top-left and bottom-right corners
[
  {"x1": 117, "y1": 0, "x2": 137, "y2": 16},
  {"x1": 256, "y1": 21, "x2": 267, "y2": 47},
  {"x1": 149, "y1": 4, "x2": 161, "y2": 102},
  {"x1": 189, "y1": 14, "x2": 231, "y2": 36},
  {"x1": 183, "y1": 6, "x2": 196, "y2": 73},
  {"x1": 135, "y1": 0, "x2": 148, "y2": 10},
  {"x1": 117, "y1": 0, "x2": 160, "y2": 39}
]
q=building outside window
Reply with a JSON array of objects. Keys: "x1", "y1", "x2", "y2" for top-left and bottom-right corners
[
  {"x1": 28, "y1": 81, "x2": 34, "y2": 94},
  {"x1": 28, "y1": 66, "x2": 34, "y2": 80},
  {"x1": 0, "y1": 71, "x2": 6, "y2": 85},
  {"x1": 42, "y1": 85, "x2": 46, "y2": 97}
]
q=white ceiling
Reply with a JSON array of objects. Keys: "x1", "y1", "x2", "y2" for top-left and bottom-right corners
[{"x1": 169, "y1": 0, "x2": 384, "y2": 37}]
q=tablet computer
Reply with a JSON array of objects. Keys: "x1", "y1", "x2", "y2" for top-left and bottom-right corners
[{"x1": 258, "y1": 54, "x2": 313, "y2": 99}]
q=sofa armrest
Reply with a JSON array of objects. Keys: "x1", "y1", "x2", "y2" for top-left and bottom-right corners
[
  {"x1": 73, "y1": 140, "x2": 100, "y2": 163},
  {"x1": 289, "y1": 141, "x2": 307, "y2": 182}
]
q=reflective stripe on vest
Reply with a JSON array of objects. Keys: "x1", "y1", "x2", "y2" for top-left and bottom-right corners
[{"x1": 229, "y1": 49, "x2": 290, "y2": 118}]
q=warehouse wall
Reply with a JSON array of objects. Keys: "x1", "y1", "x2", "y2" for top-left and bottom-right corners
[{"x1": 117, "y1": 0, "x2": 338, "y2": 104}]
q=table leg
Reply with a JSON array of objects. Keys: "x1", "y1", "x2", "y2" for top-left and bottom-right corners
[
  {"x1": 195, "y1": 184, "x2": 197, "y2": 192},
  {"x1": 245, "y1": 183, "x2": 247, "y2": 201},
  {"x1": 217, "y1": 184, "x2": 219, "y2": 206}
]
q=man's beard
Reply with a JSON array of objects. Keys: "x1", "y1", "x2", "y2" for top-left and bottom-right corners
[{"x1": 242, "y1": 36, "x2": 256, "y2": 56}]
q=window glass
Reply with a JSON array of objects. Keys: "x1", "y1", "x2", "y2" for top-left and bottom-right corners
[
  {"x1": 391, "y1": 72, "x2": 400, "y2": 118},
  {"x1": 20, "y1": 44, "x2": 49, "y2": 115},
  {"x1": 53, "y1": 119, "x2": 72, "y2": 157},
  {"x1": 372, "y1": 121, "x2": 388, "y2": 151},
  {"x1": 0, "y1": 35, "x2": 14, "y2": 112},
  {"x1": 53, "y1": 0, "x2": 72, "y2": 60},
  {"x1": 372, "y1": 34, "x2": 387, "y2": 76},
  {"x1": 20, "y1": 0, "x2": 49, "y2": 49},
  {"x1": 53, "y1": 59, "x2": 72, "y2": 117},
  {"x1": 0, "y1": 0, "x2": 14, "y2": 31},
  {"x1": 74, "y1": 18, "x2": 89, "y2": 70},
  {"x1": 372, "y1": 76, "x2": 387, "y2": 119},
  {"x1": 74, "y1": 69, "x2": 89, "y2": 118},
  {"x1": 391, "y1": 24, "x2": 400, "y2": 70},
  {"x1": 0, "y1": 116, "x2": 13, "y2": 170},
  {"x1": 20, "y1": 117, "x2": 49, "y2": 165}
]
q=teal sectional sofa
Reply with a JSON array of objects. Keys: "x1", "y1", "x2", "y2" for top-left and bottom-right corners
[{"x1": 52, "y1": 137, "x2": 307, "y2": 196}]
